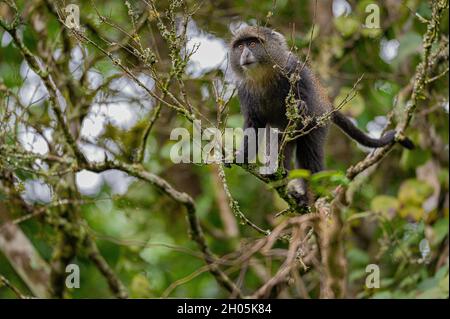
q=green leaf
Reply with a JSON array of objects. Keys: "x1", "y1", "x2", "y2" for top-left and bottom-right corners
[
  {"x1": 334, "y1": 16, "x2": 360, "y2": 37},
  {"x1": 400, "y1": 148, "x2": 431, "y2": 170},
  {"x1": 130, "y1": 274, "x2": 152, "y2": 298},
  {"x1": 311, "y1": 170, "x2": 345, "y2": 182},
  {"x1": 310, "y1": 170, "x2": 349, "y2": 197},
  {"x1": 399, "y1": 205, "x2": 424, "y2": 221},
  {"x1": 0, "y1": 62, "x2": 21, "y2": 87},
  {"x1": 372, "y1": 291, "x2": 393, "y2": 299},
  {"x1": 371, "y1": 195, "x2": 399, "y2": 217},
  {"x1": 416, "y1": 265, "x2": 449, "y2": 299},
  {"x1": 432, "y1": 217, "x2": 450, "y2": 245},
  {"x1": 398, "y1": 179, "x2": 434, "y2": 206},
  {"x1": 393, "y1": 33, "x2": 423, "y2": 66},
  {"x1": 288, "y1": 169, "x2": 311, "y2": 180},
  {"x1": 347, "y1": 248, "x2": 370, "y2": 267},
  {"x1": 361, "y1": 27, "x2": 382, "y2": 38},
  {"x1": 14, "y1": 168, "x2": 34, "y2": 181}
]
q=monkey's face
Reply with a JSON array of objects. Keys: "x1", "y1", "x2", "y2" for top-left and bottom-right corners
[{"x1": 230, "y1": 37, "x2": 271, "y2": 79}]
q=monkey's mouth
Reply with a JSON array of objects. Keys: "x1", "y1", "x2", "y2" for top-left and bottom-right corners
[{"x1": 241, "y1": 61, "x2": 257, "y2": 68}]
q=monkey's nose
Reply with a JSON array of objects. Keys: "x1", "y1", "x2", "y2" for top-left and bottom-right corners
[{"x1": 240, "y1": 48, "x2": 256, "y2": 67}]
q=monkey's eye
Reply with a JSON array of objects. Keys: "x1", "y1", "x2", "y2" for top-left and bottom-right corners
[
  {"x1": 238, "y1": 44, "x2": 244, "y2": 50},
  {"x1": 249, "y1": 41, "x2": 257, "y2": 48}
]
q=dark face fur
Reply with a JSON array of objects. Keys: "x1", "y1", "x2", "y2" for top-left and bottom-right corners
[
  {"x1": 230, "y1": 26, "x2": 290, "y2": 84},
  {"x1": 231, "y1": 37, "x2": 269, "y2": 71}
]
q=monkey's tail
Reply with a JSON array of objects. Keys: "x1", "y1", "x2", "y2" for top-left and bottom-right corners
[{"x1": 331, "y1": 111, "x2": 415, "y2": 149}]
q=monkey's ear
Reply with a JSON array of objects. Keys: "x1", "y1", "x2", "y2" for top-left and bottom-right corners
[
  {"x1": 271, "y1": 30, "x2": 288, "y2": 47},
  {"x1": 271, "y1": 30, "x2": 284, "y2": 38},
  {"x1": 229, "y1": 21, "x2": 248, "y2": 36}
]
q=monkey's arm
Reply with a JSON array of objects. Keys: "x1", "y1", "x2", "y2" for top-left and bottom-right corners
[{"x1": 332, "y1": 111, "x2": 414, "y2": 149}]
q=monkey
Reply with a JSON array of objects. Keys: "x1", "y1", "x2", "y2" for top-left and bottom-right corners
[{"x1": 229, "y1": 26, "x2": 414, "y2": 207}]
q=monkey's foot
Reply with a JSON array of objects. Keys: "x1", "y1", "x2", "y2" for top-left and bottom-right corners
[{"x1": 286, "y1": 179, "x2": 310, "y2": 210}]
